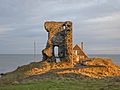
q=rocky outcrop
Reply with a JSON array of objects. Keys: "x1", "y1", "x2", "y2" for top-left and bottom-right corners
[
  {"x1": 0, "y1": 58, "x2": 120, "y2": 85},
  {"x1": 26, "y1": 58, "x2": 120, "y2": 79}
]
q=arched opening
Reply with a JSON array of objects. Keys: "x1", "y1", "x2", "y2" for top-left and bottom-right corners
[
  {"x1": 63, "y1": 25, "x2": 66, "y2": 30},
  {"x1": 54, "y1": 46, "x2": 60, "y2": 62},
  {"x1": 54, "y1": 46, "x2": 58, "y2": 57}
]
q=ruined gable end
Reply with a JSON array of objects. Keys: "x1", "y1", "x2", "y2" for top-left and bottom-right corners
[{"x1": 42, "y1": 21, "x2": 73, "y2": 63}]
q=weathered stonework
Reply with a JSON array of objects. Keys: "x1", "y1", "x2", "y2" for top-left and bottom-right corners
[{"x1": 42, "y1": 21, "x2": 72, "y2": 62}]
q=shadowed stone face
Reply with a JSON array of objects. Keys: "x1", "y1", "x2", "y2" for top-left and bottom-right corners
[{"x1": 42, "y1": 21, "x2": 72, "y2": 62}]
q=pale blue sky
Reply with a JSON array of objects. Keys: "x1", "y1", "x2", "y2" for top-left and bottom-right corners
[{"x1": 0, "y1": 0, "x2": 120, "y2": 54}]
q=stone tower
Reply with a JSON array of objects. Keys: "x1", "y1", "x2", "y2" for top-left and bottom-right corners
[{"x1": 42, "y1": 21, "x2": 72, "y2": 62}]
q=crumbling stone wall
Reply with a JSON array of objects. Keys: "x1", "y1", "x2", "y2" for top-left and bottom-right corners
[{"x1": 42, "y1": 21, "x2": 72, "y2": 62}]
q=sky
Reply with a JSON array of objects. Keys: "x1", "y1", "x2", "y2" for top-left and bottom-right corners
[{"x1": 0, "y1": 0, "x2": 120, "y2": 54}]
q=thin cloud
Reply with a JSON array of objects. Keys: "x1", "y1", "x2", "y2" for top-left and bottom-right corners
[
  {"x1": 0, "y1": 0, "x2": 120, "y2": 54},
  {"x1": 84, "y1": 12, "x2": 120, "y2": 23},
  {"x1": 0, "y1": 25, "x2": 14, "y2": 34}
]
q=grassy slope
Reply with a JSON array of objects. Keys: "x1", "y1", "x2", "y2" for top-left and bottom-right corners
[
  {"x1": 0, "y1": 60, "x2": 120, "y2": 90},
  {"x1": 0, "y1": 62, "x2": 44, "y2": 84},
  {"x1": 0, "y1": 79, "x2": 120, "y2": 90}
]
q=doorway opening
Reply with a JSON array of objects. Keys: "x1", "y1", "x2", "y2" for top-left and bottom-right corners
[{"x1": 54, "y1": 46, "x2": 60, "y2": 62}]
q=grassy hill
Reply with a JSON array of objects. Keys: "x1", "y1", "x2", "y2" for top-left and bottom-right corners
[
  {"x1": 0, "y1": 58, "x2": 120, "y2": 90},
  {"x1": 0, "y1": 79, "x2": 120, "y2": 90}
]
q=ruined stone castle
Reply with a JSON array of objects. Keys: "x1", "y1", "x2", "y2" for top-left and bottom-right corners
[{"x1": 42, "y1": 21, "x2": 73, "y2": 62}]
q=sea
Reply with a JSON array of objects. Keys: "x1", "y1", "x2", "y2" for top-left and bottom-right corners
[{"x1": 0, "y1": 54, "x2": 120, "y2": 74}]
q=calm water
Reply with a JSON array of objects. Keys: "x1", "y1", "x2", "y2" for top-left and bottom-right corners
[
  {"x1": 0, "y1": 54, "x2": 42, "y2": 73},
  {"x1": 0, "y1": 54, "x2": 120, "y2": 73}
]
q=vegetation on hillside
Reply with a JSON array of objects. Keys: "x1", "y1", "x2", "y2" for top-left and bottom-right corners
[
  {"x1": 0, "y1": 79, "x2": 120, "y2": 90},
  {"x1": 0, "y1": 57, "x2": 120, "y2": 90}
]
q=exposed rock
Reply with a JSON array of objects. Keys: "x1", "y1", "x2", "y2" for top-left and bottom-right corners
[{"x1": 25, "y1": 58, "x2": 120, "y2": 79}]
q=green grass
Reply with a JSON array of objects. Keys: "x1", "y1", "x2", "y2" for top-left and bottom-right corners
[
  {"x1": 0, "y1": 79, "x2": 120, "y2": 90},
  {"x1": 0, "y1": 61, "x2": 44, "y2": 84},
  {"x1": 0, "y1": 61, "x2": 120, "y2": 90}
]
